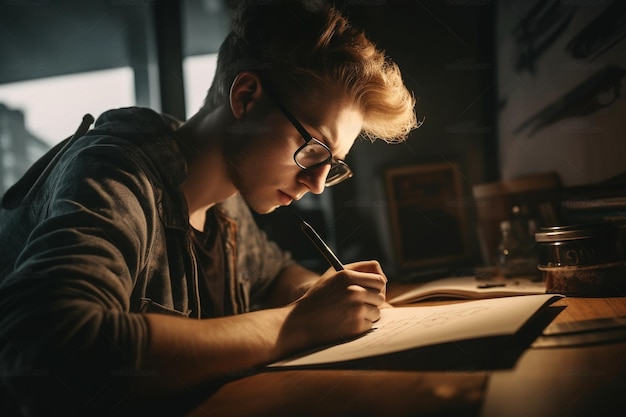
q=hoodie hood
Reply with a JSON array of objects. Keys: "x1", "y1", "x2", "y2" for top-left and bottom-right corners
[
  {"x1": 90, "y1": 107, "x2": 182, "y2": 141},
  {"x1": 1, "y1": 107, "x2": 187, "y2": 210}
]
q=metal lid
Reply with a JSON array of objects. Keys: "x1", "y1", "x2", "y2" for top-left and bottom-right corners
[{"x1": 535, "y1": 222, "x2": 617, "y2": 242}]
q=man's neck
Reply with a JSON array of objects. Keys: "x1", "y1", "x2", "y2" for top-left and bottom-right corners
[{"x1": 176, "y1": 106, "x2": 238, "y2": 228}]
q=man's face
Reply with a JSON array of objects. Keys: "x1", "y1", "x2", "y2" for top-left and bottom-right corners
[{"x1": 225, "y1": 88, "x2": 364, "y2": 214}]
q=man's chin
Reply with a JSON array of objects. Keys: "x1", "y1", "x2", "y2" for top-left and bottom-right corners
[
  {"x1": 243, "y1": 197, "x2": 281, "y2": 215},
  {"x1": 253, "y1": 205, "x2": 280, "y2": 215}
]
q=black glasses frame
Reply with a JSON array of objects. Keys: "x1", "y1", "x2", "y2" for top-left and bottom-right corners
[{"x1": 261, "y1": 81, "x2": 353, "y2": 187}]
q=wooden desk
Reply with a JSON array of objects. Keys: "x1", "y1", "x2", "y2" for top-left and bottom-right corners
[
  {"x1": 482, "y1": 297, "x2": 626, "y2": 417},
  {"x1": 185, "y1": 296, "x2": 626, "y2": 417}
]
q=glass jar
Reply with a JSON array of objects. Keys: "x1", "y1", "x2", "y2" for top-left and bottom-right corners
[{"x1": 535, "y1": 222, "x2": 626, "y2": 296}]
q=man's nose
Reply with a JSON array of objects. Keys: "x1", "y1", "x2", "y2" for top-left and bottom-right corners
[{"x1": 298, "y1": 164, "x2": 330, "y2": 194}]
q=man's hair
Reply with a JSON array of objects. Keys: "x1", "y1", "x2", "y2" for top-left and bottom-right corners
[{"x1": 204, "y1": 0, "x2": 418, "y2": 143}]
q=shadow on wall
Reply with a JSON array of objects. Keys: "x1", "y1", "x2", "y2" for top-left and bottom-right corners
[{"x1": 498, "y1": 0, "x2": 626, "y2": 186}]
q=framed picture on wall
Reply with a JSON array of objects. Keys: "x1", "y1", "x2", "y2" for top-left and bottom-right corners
[{"x1": 385, "y1": 161, "x2": 471, "y2": 271}]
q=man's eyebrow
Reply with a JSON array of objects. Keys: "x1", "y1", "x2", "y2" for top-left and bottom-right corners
[
  {"x1": 311, "y1": 125, "x2": 348, "y2": 161},
  {"x1": 305, "y1": 120, "x2": 347, "y2": 159},
  {"x1": 315, "y1": 125, "x2": 336, "y2": 152},
  {"x1": 317, "y1": 127, "x2": 350, "y2": 160}
]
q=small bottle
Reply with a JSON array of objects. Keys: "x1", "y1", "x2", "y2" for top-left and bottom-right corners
[
  {"x1": 497, "y1": 220, "x2": 524, "y2": 277},
  {"x1": 497, "y1": 220, "x2": 516, "y2": 266},
  {"x1": 510, "y1": 205, "x2": 530, "y2": 249}
]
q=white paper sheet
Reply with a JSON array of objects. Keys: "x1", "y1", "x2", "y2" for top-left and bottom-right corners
[{"x1": 269, "y1": 294, "x2": 561, "y2": 368}]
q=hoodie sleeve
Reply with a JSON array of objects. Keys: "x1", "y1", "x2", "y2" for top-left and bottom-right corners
[{"x1": 0, "y1": 139, "x2": 156, "y2": 415}]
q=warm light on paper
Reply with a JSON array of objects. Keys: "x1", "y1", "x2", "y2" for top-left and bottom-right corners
[{"x1": 270, "y1": 294, "x2": 561, "y2": 368}]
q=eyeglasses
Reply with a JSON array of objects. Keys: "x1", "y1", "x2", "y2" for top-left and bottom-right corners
[{"x1": 262, "y1": 83, "x2": 353, "y2": 187}]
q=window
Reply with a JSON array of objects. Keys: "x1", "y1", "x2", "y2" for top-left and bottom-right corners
[
  {"x1": 183, "y1": 53, "x2": 218, "y2": 116},
  {"x1": 0, "y1": 67, "x2": 135, "y2": 146},
  {"x1": 0, "y1": 68, "x2": 134, "y2": 193}
]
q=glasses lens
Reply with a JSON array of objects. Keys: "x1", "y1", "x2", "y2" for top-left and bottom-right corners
[
  {"x1": 325, "y1": 160, "x2": 353, "y2": 186},
  {"x1": 295, "y1": 140, "x2": 332, "y2": 168}
]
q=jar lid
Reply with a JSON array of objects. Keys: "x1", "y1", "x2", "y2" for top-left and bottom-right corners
[{"x1": 535, "y1": 222, "x2": 617, "y2": 242}]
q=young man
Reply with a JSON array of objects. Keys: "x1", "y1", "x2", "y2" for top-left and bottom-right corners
[{"x1": 0, "y1": 1, "x2": 417, "y2": 415}]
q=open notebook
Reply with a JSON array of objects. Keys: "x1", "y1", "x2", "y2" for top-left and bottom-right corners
[
  {"x1": 269, "y1": 293, "x2": 562, "y2": 368},
  {"x1": 388, "y1": 276, "x2": 546, "y2": 305}
]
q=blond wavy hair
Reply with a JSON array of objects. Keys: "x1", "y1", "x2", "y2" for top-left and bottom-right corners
[{"x1": 204, "y1": 0, "x2": 418, "y2": 143}]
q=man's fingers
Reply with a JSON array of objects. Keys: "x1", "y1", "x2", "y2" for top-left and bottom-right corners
[
  {"x1": 346, "y1": 284, "x2": 386, "y2": 307},
  {"x1": 344, "y1": 260, "x2": 387, "y2": 279},
  {"x1": 363, "y1": 303, "x2": 382, "y2": 323},
  {"x1": 341, "y1": 270, "x2": 386, "y2": 292}
]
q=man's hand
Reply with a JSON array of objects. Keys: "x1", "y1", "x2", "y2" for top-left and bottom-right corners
[{"x1": 280, "y1": 260, "x2": 388, "y2": 349}]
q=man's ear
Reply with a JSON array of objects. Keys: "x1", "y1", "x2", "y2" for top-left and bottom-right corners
[{"x1": 229, "y1": 72, "x2": 263, "y2": 120}]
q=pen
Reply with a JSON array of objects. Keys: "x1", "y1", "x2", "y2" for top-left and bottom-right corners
[
  {"x1": 477, "y1": 282, "x2": 506, "y2": 289},
  {"x1": 299, "y1": 219, "x2": 344, "y2": 271}
]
